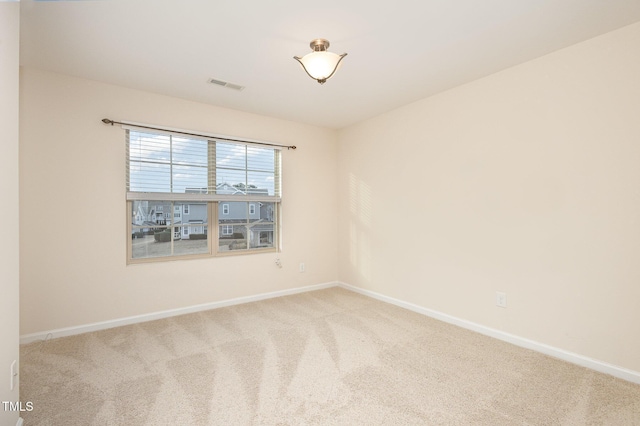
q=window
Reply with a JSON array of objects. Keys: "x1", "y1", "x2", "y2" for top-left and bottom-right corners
[{"x1": 127, "y1": 128, "x2": 280, "y2": 262}]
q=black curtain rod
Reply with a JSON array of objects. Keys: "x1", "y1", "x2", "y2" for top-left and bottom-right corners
[{"x1": 101, "y1": 119, "x2": 297, "y2": 150}]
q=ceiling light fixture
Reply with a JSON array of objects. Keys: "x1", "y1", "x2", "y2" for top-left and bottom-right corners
[{"x1": 294, "y1": 39, "x2": 347, "y2": 85}]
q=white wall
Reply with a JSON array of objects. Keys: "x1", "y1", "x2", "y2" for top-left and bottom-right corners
[
  {"x1": 338, "y1": 22, "x2": 640, "y2": 373},
  {"x1": 0, "y1": 3, "x2": 20, "y2": 426},
  {"x1": 19, "y1": 68, "x2": 338, "y2": 335}
]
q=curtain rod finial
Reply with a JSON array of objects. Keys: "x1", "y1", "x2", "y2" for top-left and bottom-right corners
[{"x1": 102, "y1": 118, "x2": 114, "y2": 125}]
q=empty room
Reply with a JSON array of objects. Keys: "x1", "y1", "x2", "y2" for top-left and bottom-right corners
[{"x1": 2, "y1": 0, "x2": 640, "y2": 425}]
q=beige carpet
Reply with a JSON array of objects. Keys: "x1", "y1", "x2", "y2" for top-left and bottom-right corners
[{"x1": 20, "y1": 287, "x2": 640, "y2": 425}]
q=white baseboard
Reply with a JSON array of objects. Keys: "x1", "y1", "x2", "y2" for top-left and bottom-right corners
[
  {"x1": 338, "y1": 282, "x2": 640, "y2": 385},
  {"x1": 20, "y1": 280, "x2": 640, "y2": 385},
  {"x1": 20, "y1": 281, "x2": 337, "y2": 344}
]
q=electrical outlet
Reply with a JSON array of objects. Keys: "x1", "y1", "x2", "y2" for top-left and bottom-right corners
[
  {"x1": 299, "y1": 262, "x2": 305, "y2": 273},
  {"x1": 496, "y1": 292, "x2": 507, "y2": 308},
  {"x1": 10, "y1": 360, "x2": 17, "y2": 391}
]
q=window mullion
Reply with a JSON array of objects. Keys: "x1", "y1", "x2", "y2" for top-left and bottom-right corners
[
  {"x1": 211, "y1": 201, "x2": 218, "y2": 255},
  {"x1": 170, "y1": 201, "x2": 174, "y2": 256}
]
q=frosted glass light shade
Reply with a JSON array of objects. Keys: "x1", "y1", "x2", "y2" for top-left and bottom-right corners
[
  {"x1": 294, "y1": 39, "x2": 347, "y2": 84},
  {"x1": 295, "y1": 51, "x2": 346, "y2": 83}
]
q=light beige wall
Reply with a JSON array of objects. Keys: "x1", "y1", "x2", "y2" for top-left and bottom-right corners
[
  {"x1": 0, "y1": 3, "x2": 20, "y2": 426},
  {"x1": 19, "y1": 68, "x2": 338, "y2": 335},
  {"x1": 338, "y1": 22, "x2": 640, "y2": 372}
]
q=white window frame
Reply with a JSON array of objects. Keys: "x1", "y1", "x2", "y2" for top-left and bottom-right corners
[{"x1": 126, "y1": 127, "x2": 281, "y2": 264}]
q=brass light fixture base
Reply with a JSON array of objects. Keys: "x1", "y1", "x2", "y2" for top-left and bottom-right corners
[{"x1": 309, "y1": 38, "x2": 330, "y2": 51}]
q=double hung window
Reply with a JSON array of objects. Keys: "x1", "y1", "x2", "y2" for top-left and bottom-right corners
[{"x1": 127, "y1": 128, "x2": 281, "y2": 262}]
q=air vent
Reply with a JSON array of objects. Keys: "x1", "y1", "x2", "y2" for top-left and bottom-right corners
[{"x1": 207, "y1": 78, "x2": 245, "y2": 91}]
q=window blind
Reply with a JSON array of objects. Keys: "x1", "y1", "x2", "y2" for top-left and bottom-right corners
[{"x1": 126, "y1": 129, "x2": 281, "y2": 202}]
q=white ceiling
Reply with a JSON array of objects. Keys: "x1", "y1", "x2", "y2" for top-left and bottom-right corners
[{"x1": 19, "y1": 0, "x2": 640, "y2": 129}]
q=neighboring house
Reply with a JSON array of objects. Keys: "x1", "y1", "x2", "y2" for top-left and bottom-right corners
[
  {"x1": 132, "y1": 201, "x2": 173, "y2": 227},
  {"x1": 187, "y1": 184, "x2": 274, "y2": 246},
  {"x1": 179, "y1": 202, "x2": 207, "y2": 240},
  {"x1": 214, "y1": 182, "x2": 269, "y2": 197},
  {"x1": 131, "y1": 184, "x2": 274, "y2": 244},
  {"x1": 132, "y1": 200, "x2": 199, "y2": 240}
]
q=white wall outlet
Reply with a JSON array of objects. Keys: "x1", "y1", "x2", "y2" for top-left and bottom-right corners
[
  {"x1": 10, "y1": 360, "x2": 17, "y2": 391},
  {"x1": 496, "y1": 291, "x2": 507, "y2": 308},
  {"x1": 299, "y1": 262, "x2": 305, "y2": 273}
]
